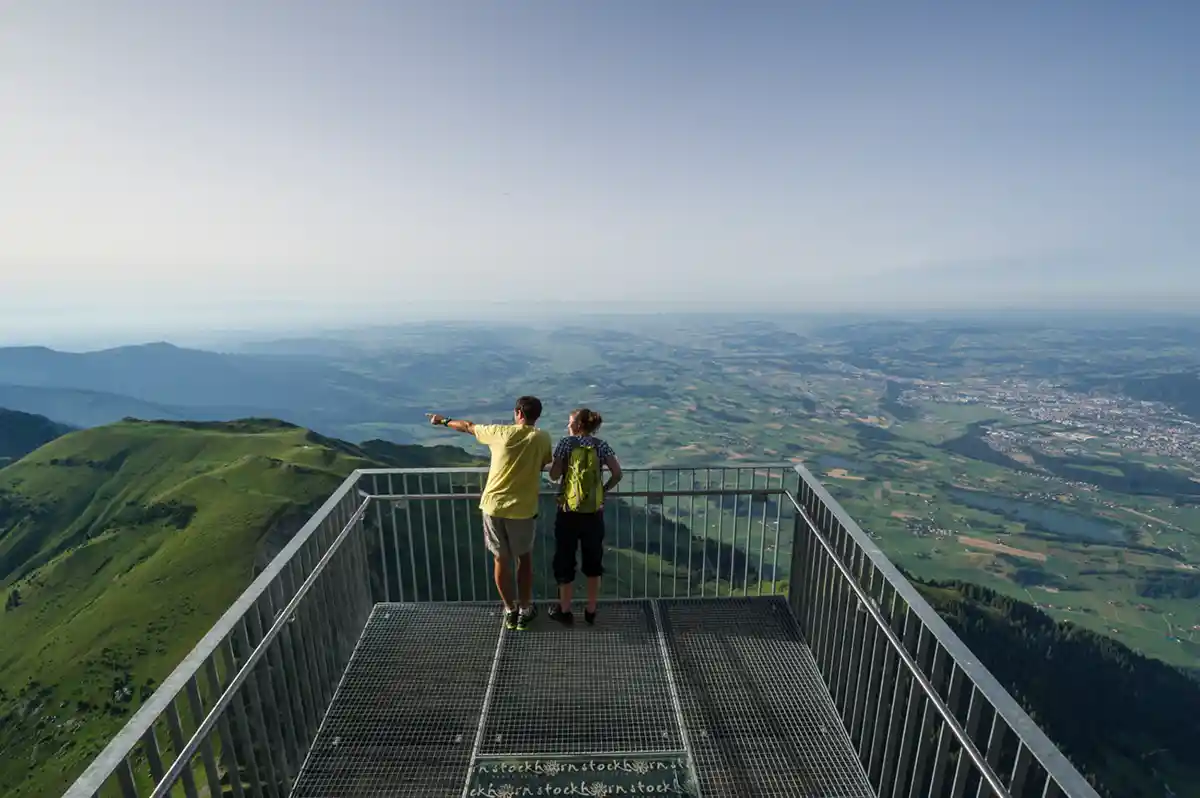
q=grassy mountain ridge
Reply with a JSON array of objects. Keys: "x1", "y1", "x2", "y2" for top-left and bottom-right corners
[
  {"x1": 0, "y1": 418, "x2": 478, "y2": 797},
  {"x1": 917, "y1": 579, "x2": 1200, "y2": 798},
  {"x1": 0, "y1": 408, "x2": 73, "y2": 465}
]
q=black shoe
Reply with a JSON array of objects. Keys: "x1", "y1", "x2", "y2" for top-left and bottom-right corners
[
  {"x1": 517, "y1": 604, "x2": 539, "y2": 630},
  {"x1": 504, "y1": 609, "x2": 520, "y2": 630},
  {"x1": 549, "y1": 605, "x2": 574, "y2": 625},
  {"x1": 585, "y1": 609, "x2": 597, "y2": 626}
]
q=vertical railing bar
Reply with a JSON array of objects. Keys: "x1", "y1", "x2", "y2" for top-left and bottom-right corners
[
  {"x1": 1009, "y1": 744, "x2": 1034, "y2": 798},
  {"x1": 673, "y1": 472, "x2": 682, "y2": 598},
  {"x1": 687, "y1": 468, "x2": 697, "y2": 598},
  {"x1": 890, "y1": 623, "x2": 932, "y2": 798},
  {"x1": 731, "y1": 469, "x2": 742, "y2": 596},
  {"x1": 976, "y1": 711, "x2": 1008, "y2": 798},
  {"x1": 142, "y1": 726, "x2": 166, "y2": 783},
  {"x1": 417, "y1": 475, "x2": 434, "y2": 601},
  {"x1": 772, "y1": 468, "x2": 783, "y2": 595},
  {"x1": 813, "y1": 529, "x2": 835, "y2": 678},
  {"x1": 757, "y1": 469, "x2": 769, "y2": 596},
  {"x1": 611, "y1": 471, "x2": 621, "y2": 599},
  {"x1": 263, "y1": 583, "x2": 308, "y2": 774},
  {"x1": 184, "y1": 677, "x2": 224, "y2": 798},
  {"x1": 838, "y1": 586, "x2": 867, "y2": 723},
  {"x1": 436, "y1": 473, "x2": 453, "y2": 601},
  {"x1": 1042, "y1": 780, "x2": 1063, "y2": 798},
  {"x1": 204, "y1": 657, "x2": 246, "y2": 798},
  {"x1": 950, "y1": 685, "x2": 986, "y2": 797},
  {"x1": 165, "y1": 699, "x2": 200, "y2": 798},
  {"x1": 299, "y1": 543, "x2": 335, "y2": 713},
  {"x1": 856, "y1": 598, "x2": 887, "y2": 761},
  {"x1": 372, "y1": 476, "x2": 389, "y2": 602},
  {"x1": 280, "y1": 562, "x2": 319, "y2": 738},
  {"x1": 826, "y1": 542, "x2": 854, "y2": 710},
  {"x1": 816, "y1": 527, "x2": 839, "y2": 676},
  {"x1": 929, "y1": 665, "x2": 968, "y2": 798},
  {"x1": 714, "y1": 468, "x2": 726, "y2": 594},
  {"x1": 401, "y1": 474, "x2": 419, "y2": 601},
  {"x1": 386, "y1": 475, "x2": 403, "y2": 602},
  {"x1": 880, "y1": 607, "x2": 918, "y2": 792},
  {"x1": 807, "y1": 497, "x2": 827, "y2": 637},
  {"x1": 220, "y1": 639, "x2": 264, "y2": 798},
  {"x1": 739, "y1": 468, "x2": 748, "y2": 590},
  {"x1": 234, "y1": 622, "x2": 282, "y2": 796},
  {"x1": 116, "y1": 758, "x2": 139, "y2": 798},
  {"x1": 350, "y1": 505, "x2": 373, "y2": 621},
  {"x1": 462, "y1": 473, "x2": 478, "y2": 602},
  {"x1": 908, "y1": 643, "x2": 949, "y2": 798},
  {"x1": 657, "y1": 469, "x2": 666, "y2": 599},
  {"x1": 741, "y1": 469, "x2": 754, "y2": 595},
  {"x1": 826, "y1": 525, "x2": 853, "y2": 683},
  {"x1": 644, "y1": 471, "x2": 651, "y2": 598},
  {"x1": 847, "y1": 569, "x2": 876, "y2": 736},
  {"x1": 250, "y1": 600, "x2": 297, "y2": 785},
  {"x1": 867, "y1": 592, "x2": 902, "y2": 781},
  {"x1": 701, "y1": 468, "x2": 711, "y2": 597},
  {"x1": 836, "y1": 545, "x2": 866, "y2": 712}
]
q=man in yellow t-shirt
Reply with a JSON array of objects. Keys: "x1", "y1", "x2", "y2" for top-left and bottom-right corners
[{"x1": 427, "y1": 396, "x2": 552, "y2": 630}]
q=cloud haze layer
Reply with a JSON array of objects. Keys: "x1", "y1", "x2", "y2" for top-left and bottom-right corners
[{"x1": 1, "y1": 1, "x2": 1197, "y2": 343}]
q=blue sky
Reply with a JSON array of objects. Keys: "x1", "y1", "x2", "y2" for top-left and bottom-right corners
[{"x1": 1, "y1": 2, "x2": 1197, "y2": 343}]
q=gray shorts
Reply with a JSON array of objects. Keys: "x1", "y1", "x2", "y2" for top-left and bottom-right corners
[{"x1": 483, "y1": 514, "x2": 537, "y2": 559}]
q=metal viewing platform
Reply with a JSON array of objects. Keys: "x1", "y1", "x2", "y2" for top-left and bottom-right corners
[{"x1": 65, "y1": 465, "x2": 1101, "y2": 798}]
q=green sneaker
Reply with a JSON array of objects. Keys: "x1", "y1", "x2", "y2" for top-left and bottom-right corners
[
  {"x1": 504, "y1": 608, "x2": 519, "y2": 630},
  {"x1": 516, "y1": 604, "x2": 538, "y2": 630}
]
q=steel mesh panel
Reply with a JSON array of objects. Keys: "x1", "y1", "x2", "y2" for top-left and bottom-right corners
[
  {"x1": 660, "y1": 597, "x2": 875, "y2": 798},
  {"x1": 291, "y1": 603, "x2": 500, "y2": 797},
  {"x1": 480, "y1": 600, "x2": 683, "y2": 755}
]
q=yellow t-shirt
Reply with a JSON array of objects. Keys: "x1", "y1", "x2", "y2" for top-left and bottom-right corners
[{"x1": 474, "y1": 423, "x2": 553, "y2": 519}]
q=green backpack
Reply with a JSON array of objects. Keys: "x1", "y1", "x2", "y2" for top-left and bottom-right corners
[{"x1": 562, "y1": 443, "x2": 604, "y2": 513}]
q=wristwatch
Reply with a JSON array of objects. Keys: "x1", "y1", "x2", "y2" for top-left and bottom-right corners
[{"x1": 440, "y1": 417, "x2": 452, "y2": 426}]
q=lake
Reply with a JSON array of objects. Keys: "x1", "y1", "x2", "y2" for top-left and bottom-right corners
[{"x1": 947, "y1": 488, "x2": 1127, "y2": 544}]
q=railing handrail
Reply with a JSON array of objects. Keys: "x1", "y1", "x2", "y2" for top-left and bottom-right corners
[
  {"x1": 355, "y1": 461, "x2": 794, "y2": 476},
  {"x1": 791, "y1": 463, "x2": 1100, "y2": 797},
  {"x1": 372, "y1": 488, "x2": 789, "y2": 501},
  {"x1": 790, "y1": 496, "x2": 1009, "y2": 796},
  {"x1": 149, "y1": 497, "x2": 372, "y2": 798},
  {"x1": 62, "y1": 471, "x2": 364, "y2": 798}
]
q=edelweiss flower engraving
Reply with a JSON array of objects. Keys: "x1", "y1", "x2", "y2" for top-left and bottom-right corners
[
  {"x1": 494, "y1": 784, "x2": 517, "y2": 798},
  {"x1": 631, "y1": 760, "x2": 651, "y2": 774},
  {"x1": 587, "y1": 781, "x2": 608, "y2": 797},
  {"x1": 540, "y1": 760, "x2": 562, "y2": 777}
]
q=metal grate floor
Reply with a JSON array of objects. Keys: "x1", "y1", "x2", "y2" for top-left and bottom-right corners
[
  {"x1": 291, "y1": 598, "x2": 875, "y2": 797},
  {"x1": 482, "y1": 601, "x2": 682, "y2": 755},
  {"x1": 290, "y1": 604, "x2": 500, "y2": 797},
  {"x1": 662, "y1": 597, "x2": 874, "y2": 797}
]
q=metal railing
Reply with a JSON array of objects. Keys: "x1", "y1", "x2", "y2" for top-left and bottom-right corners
[
  {"x1": 63, "y1": 465, "x2": 794, "y2": 797},
  {"x1": 356, "y1": 465, "x2": 799, "y2": 602},
  {"x1": 63, "y1": 464, "x2": 1100, "y2": 798},
  {"x1": 788, "y1": 462, "x2": 1101, "y2": 798}
]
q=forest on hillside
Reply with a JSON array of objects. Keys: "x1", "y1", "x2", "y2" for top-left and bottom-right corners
[{"x1": 918, "y1": 580, "x2": 1200, "y2": 798}]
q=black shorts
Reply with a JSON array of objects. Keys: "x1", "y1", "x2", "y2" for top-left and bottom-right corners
[{"x1": 553, "y1": 510, "x2": 605, "y2": 584}]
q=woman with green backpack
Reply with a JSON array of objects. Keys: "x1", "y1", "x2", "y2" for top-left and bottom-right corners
[{"x1": 548, "y1": 408, "x2": 622, "y2": 625}]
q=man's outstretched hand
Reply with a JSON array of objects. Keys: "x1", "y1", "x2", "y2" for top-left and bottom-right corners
[{"x1": 426, "y1": 413, "x2": 446, "y2": 426}]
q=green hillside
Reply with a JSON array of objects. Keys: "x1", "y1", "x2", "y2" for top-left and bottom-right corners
[
  {"x1": 0, "y1": 407, "x2": 72, "y2": 466},
  {"x1": 917, "y1": 579, "x2": 1200, "y2": 798},
  {"x1": 0, "y1": 419, "x2": 474, "y2": 797}
]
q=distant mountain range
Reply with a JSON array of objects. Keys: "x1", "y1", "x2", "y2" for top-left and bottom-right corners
[{"x1": 0, "y1": 342, "x2": 424, "y2": 438}]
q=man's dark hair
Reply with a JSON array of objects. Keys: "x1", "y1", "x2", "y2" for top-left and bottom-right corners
[{"x1": 514, "y1": 396, "x2": 542, "y2": 424}]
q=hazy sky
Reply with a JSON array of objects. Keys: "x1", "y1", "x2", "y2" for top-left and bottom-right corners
[{"x1": 2, "y1": 2, "x2": 1197, "y2": 343}]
